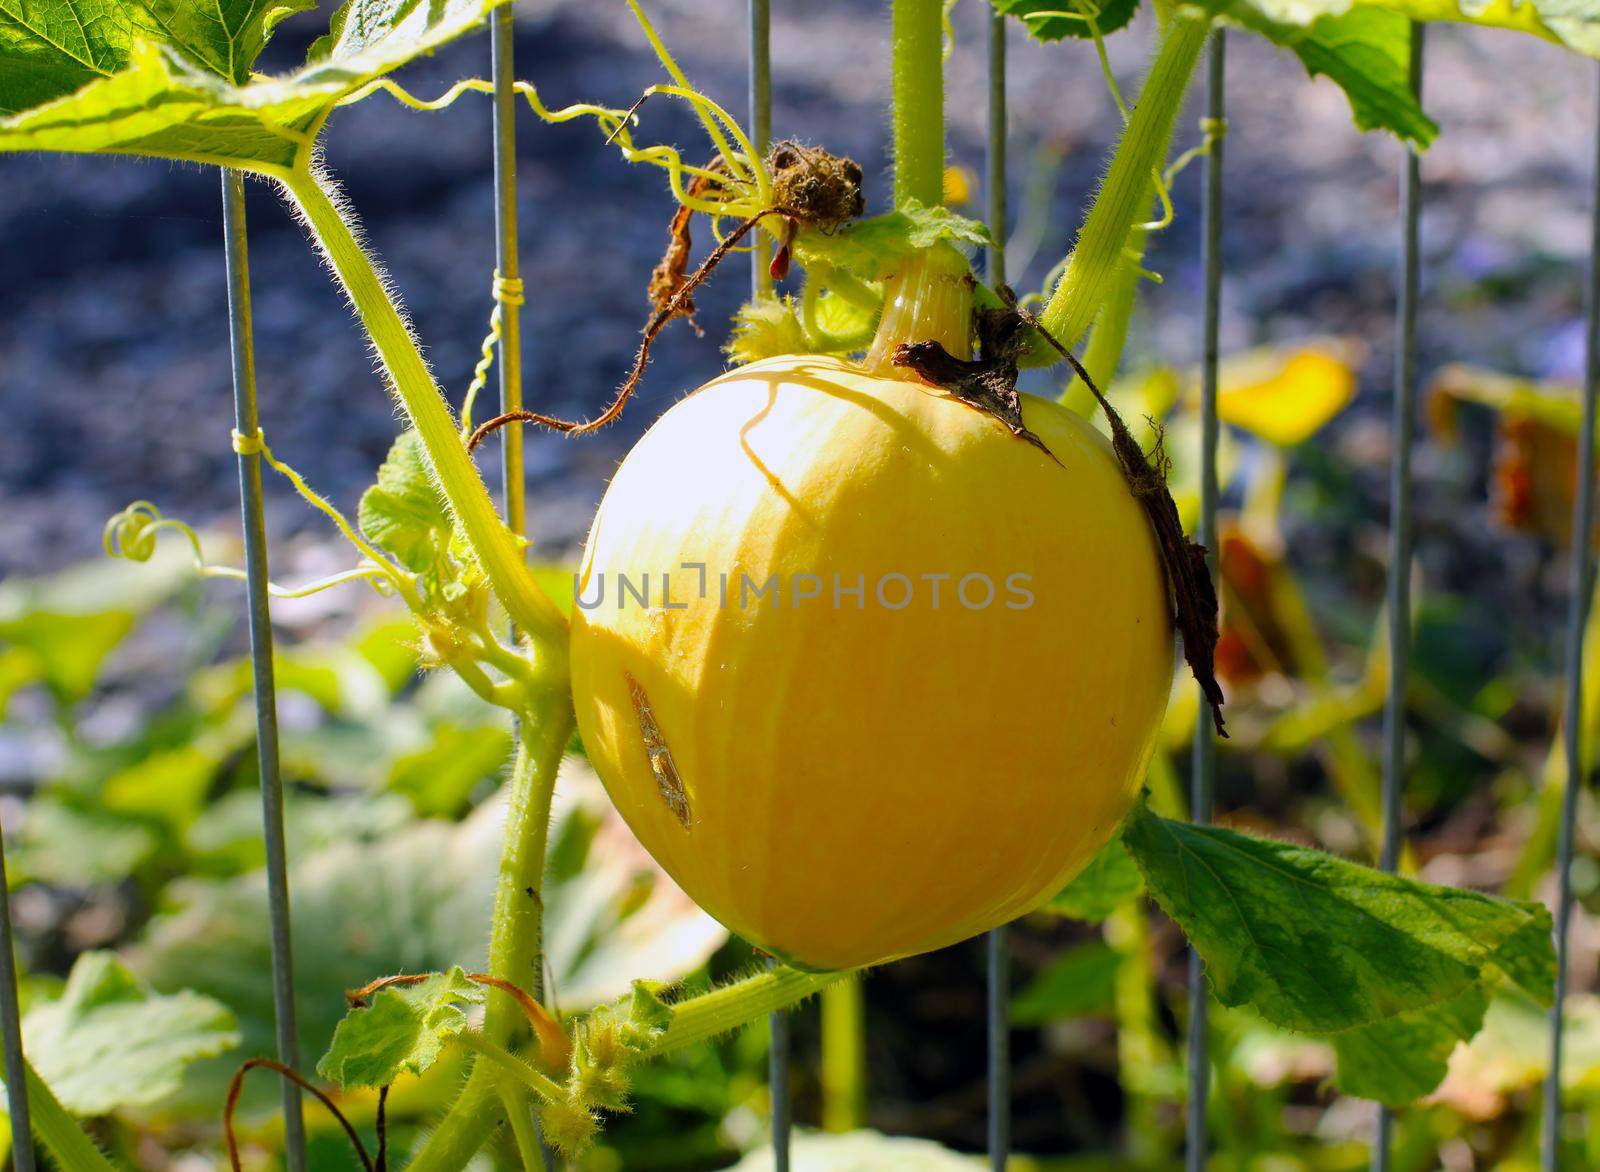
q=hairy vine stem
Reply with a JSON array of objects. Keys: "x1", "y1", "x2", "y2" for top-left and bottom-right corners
[
  {"x1": 278, "y1": 168, "x2": 568, "y2": 666},
  {"x1": 1032, "y1": 11, "x2": 1210, "y2": 359}
]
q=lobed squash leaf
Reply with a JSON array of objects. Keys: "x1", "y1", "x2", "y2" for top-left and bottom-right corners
[
  {"x1": 317, "y1": 966, "x2": 485, "y2": 1088},
  {"x1": 0, "y1": 0, "x2": 511, "y2": 170},
  {"x1": 993, "y1": 0, "x2": 1142, "y2": 41},
  {"x1": 1122, "y1": 802, "x2": 1557, "y2": 1103},
  {"x1": 20, "y1": 951, "x2": 239, "y2": 1116},
  {"x1": 1123, "y1": 802, "x2": 1554, "y2": 1035}
]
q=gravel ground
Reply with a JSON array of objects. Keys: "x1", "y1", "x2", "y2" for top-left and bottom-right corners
[{"x1": 1, "y1": 0, "x2": 1596, "y2": 577}]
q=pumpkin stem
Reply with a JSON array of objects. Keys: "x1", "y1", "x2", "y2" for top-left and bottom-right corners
[{"x1": 863, "y1": 243, "x2": 974, "y2": 374}]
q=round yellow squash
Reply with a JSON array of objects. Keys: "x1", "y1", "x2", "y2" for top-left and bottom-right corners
[{"x1": 570, "y1": 353, "x2": 1172, "y2": 970}]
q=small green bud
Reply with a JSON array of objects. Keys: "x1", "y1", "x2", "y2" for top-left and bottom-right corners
[
  {"x1": 539, "y1": 1095, "x2": 600, "y2": 1156},
  {"x1": 572, "y1": 1017, "x2": 632, "y2": 1112},
  {"x1": 725, "y1": 295, "x2": 808, "y2": 365}
]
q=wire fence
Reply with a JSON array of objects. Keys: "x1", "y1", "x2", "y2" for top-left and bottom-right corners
[{"x1": 0, "y1": 7, "x2": 1596, "y2": 1172}]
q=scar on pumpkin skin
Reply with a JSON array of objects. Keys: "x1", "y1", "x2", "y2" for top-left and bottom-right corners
[{"x1": 626, "y1": 671, "x2": 691, "y2": 826}]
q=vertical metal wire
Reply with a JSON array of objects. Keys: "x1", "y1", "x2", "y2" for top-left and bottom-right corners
[
  {"x1": 985, "y1": 7, "x2": 1011, "y2": 1170},
  {"x1": 1185, "y1": 31, "x2": 1224, "y2": 1172},
  {"x1": 750, "y1": 0, "x2": 774, "y2": 297},
  {"x1": 220, "y1": 168, "x2": 307, "y2": 1172},
  {"x1": 0, "y1": 828, "x2": 36, "y2": 1172},
  {"x1": 1542, "y1": 59, "x2": 1600, "y2": 1172},
  {"x1": 488, "y1": 14, "x2": 555, "y2": 1165},
  {"x1": 1372, "y1": 27, "x2": 1424, "y2": 1171},
  {"x1": 747, "y1": 2, "x2": 787, "y2": 1167},
  {"x1": 490, "y1": 4, "x2": 526, "y2": 551}
]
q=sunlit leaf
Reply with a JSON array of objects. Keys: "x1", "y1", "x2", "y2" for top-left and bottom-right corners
[
  {"x1": 317, "y1": 967, "x2": 484, "y2": 1088},
  {"x1": 792, "y1": 199, "x2": 992, "y2": 282},
  {"x1": 0, "y1": 610, "x2": 135, "y2": 705},
  {"x1": 386, "y1": 722, "x2": 513, "y2": 817},
  {"x1": 0, "y1": 0, "x2": 511, "y2": 170},
  {"x1": 21, "y1": 952, "x2": 238, "y2": 1115}
]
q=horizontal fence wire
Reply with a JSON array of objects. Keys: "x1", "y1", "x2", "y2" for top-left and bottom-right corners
[
  {"x1": 1542, "y1": 57, "x2": 1600, "y2": 1172},
  {"x1": 986, "y1": 5, "x2": 1011, "y2": 1169},
  {"x1": 220, "y1": 168, "x2": 308, "y2": 1172},
  {"x1": 1186, "y1": 29, "x2": 1225, "y2": 1172},
  {"x1": 1373, "y1": 26, "x2": 1424, "y2": 1171}
]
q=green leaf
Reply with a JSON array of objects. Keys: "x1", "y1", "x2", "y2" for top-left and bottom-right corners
[
  {"x1": 0, "y1": 0, "x2": 510, "y2": 170},
  {"x1": 1284, "y1": 9, "x2": 1435, "y2": 146},
  {"x1": 1330, "y1": 983, "x2": 1487, "y2": 1105},
  {"x1": 13, "y1": 799, "x2": 161, "y2": 885},
  {"x1": 360, "y1": 429, "x2": 452, "y2": 576},
  {"x1": 134, "y1": 762, "x2": 724, "y2": 1115},
  {"x1": 386, "y1": 721, "x2": 513, "y2": 817},
  {"x1": 1122, "y1": 803, "x2": 1554, "y2": 1035},
  {"x1": 993, "y1": 0, "x2": 1140, "y2": 41},
  {"x1": 1205, "y1": 1, "x2": 1435, "y2": 146},
  {"x1": 22, "y1": 951, "x2": 238, "y2": 1115},
  {"x1": 792, "y1": 199, "x2": 991, "y2": 282},
  {"x1": 0, "y1": 610, "x2": 135, "y2": 705},
  {"x1": 142, "y1": 0, "x2": 317, "y2": 83},
  {"x1": 317, "y1": 966, "x2": 484, "y2": 1088},
  {"x1": 0, "y1": 0, "x2": 313, "y2": 115},
  {"x1": 1042, "y1": 828, "x2": 1144, "y2": 921},
  {"x1": 0, "y1": 0, "x2": 143, "y2": 113},
  {"x1": 1010, "y1": 940, "x2": 1119, "y2": 1024}
]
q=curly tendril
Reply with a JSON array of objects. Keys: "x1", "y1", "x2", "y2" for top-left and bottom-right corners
[
  {"x1": 459, "y1": 270, "x2": 526, "y2": 437},
  {"x1": 103, "y1": 501, "x2": 396, "y2": 600},
  {"x1": 105, "y1": 428, "x2": 415, "y2": 602}
]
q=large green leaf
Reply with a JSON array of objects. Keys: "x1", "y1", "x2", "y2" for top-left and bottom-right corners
[
  {"x1": 1122, "y1": 803, "x2": 1553, "y2": 1035},
  {"x1": 21, "y1": 951, "x2": 238, "y2": 1115},
  {"x1": 0, "y1": 0, "x2": 510, "y2": 170},
  {"x1": 133, "y1": 761, "x2": 723, "y2": 1113},
  {"x1": 0, "y1": 0, "x2": 313, "y2": 114}
]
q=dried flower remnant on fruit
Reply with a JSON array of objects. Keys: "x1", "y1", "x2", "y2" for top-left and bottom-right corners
[
  {"x1": 898, "y1": 289, "x2": 1226, "y2": 736},
  {"x1": 467, "y1": 143, "x2": 866, "y2": 445},
  {"x1": 649, "y1": 157, "x2": 733, "y2": 331},
  {"x1": 768, "y1": 140, "x2": 865, "y2": 228},
  {"x1": 766, "y1": 140, "x2": 865, "y2": 278},
  {"x1": 625, "y1": 672, "x2": 691, "y2": 825}
]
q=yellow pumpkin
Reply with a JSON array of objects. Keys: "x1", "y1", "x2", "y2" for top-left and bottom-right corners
[{"x1": 570, "y1": 353, "x2": 1172, "y2": 970}]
